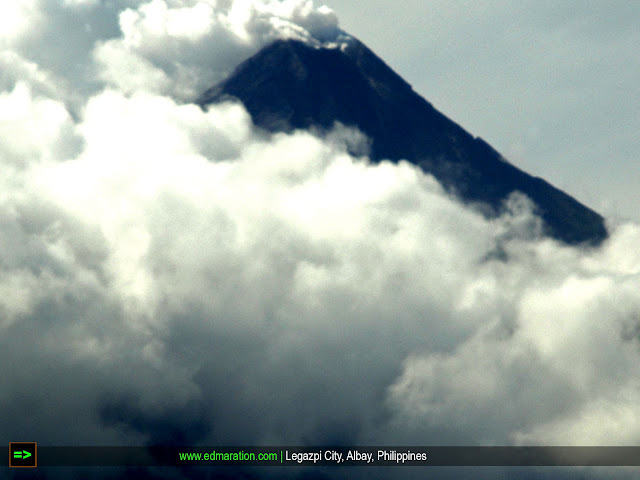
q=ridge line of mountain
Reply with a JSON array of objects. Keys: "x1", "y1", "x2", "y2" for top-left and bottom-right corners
[{"x1": 198, "y1": 37, "x2": 608, "y2": 246}]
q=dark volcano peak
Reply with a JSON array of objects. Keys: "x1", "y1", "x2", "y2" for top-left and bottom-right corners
[{"x1": 198, "y1": 38, "x2": 607, "y2": 246}]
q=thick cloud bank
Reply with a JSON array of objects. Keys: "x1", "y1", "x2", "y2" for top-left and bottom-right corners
[{"x1": 2, "y1": 1, "x2": 640, "y2": 479}]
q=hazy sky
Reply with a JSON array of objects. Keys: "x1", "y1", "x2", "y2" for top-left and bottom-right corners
[{"x1": 323, "y1": 1, "x2": 640, "y2": 222}]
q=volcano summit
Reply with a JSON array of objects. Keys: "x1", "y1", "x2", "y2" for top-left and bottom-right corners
[{"x1": 199, "y1": 37, "x2": 607, "y2": 246}]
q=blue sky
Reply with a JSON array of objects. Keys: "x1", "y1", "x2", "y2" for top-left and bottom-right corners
[{"x1": 324, "y1": 1, "x2": 640, "y2": 222}]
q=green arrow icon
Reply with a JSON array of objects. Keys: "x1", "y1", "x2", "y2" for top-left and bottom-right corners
[{"x1": 13, "y1": 450, "x2": 31, "y2": 459}]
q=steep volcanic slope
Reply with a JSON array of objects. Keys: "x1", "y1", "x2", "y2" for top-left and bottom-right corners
[{"x1": 198, "y1": 38, "x2": 607, "y2": 246}]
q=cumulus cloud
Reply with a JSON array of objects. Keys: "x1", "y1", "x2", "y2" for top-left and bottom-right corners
[
  {"x1": 1, "y1": 1, "x2": 640, "y2": 480},
  {"x1": 94, "y1": 0, "x2": 344, "y2": 100},
  {"x1": 1, "y1": 0, "x2": 343, "y2": 109}
]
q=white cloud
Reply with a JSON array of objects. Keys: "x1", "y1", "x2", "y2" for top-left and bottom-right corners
[
  {"x1": 94, "y1": 0, "x2": 345, "y2": 100},
  {"x1": 0, "y1": 0, "x2": 41, "y2": 42},
  {"x1": 1, "y1": 1, "x2": 640, "y2": 479},
  {"x1": 386, "y1": 227, "x2": 640, "y2": 447},
  {"x1": 0, "y1": 82, "x2": 79, "y2": 168}
]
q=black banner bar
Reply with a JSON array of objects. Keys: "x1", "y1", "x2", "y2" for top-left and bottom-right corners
[{"x1": 3, "y1": 446, "x2": 640, "y2": 467}]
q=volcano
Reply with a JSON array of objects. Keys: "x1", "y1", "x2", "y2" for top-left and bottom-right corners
[{"x1": 198, "y1": 37, "x2": 607, "y2": 246}]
